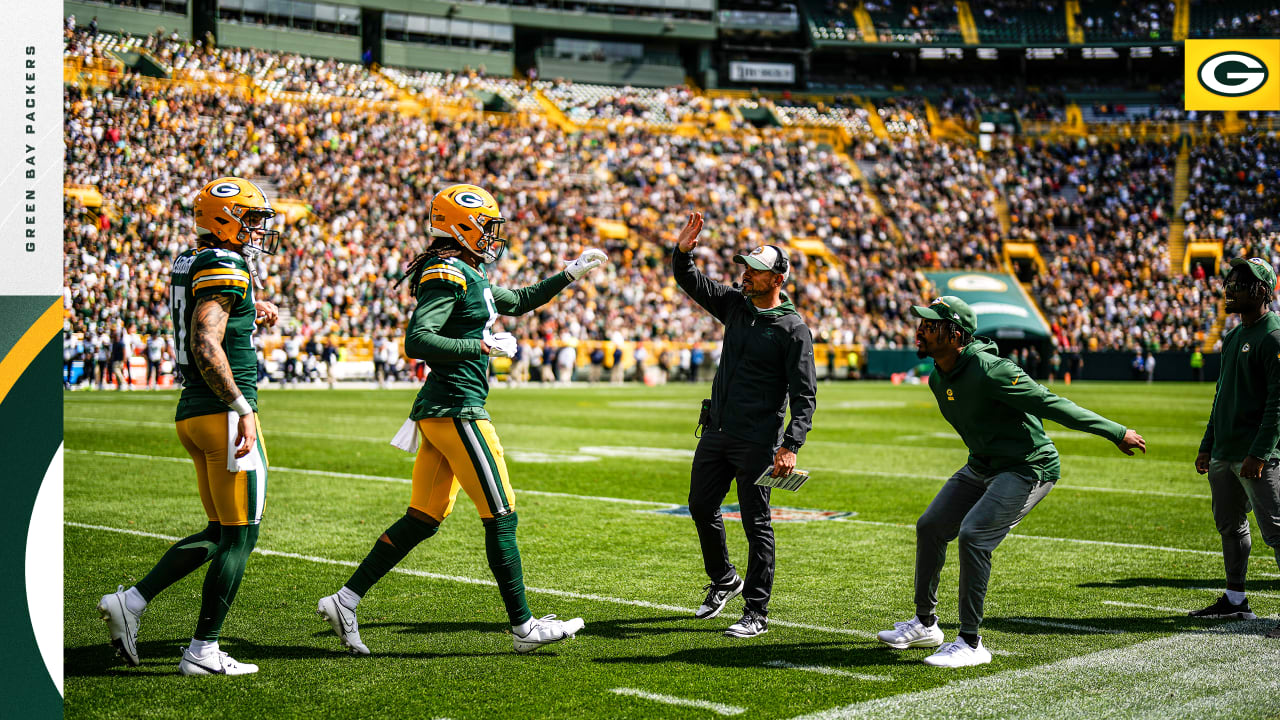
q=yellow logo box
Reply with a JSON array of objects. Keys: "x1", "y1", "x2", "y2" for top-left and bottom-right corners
[{"x1": 1185, "y1": 39, "x2": 1280, "y2": 111}]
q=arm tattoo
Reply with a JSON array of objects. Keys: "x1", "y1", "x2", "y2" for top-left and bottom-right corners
[{"x1": 192, "y1": 295, "x2": 240, "y2": 405}]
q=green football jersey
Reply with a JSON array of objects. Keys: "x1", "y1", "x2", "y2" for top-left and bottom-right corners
[
  {"x1": 404, "y1": 254, "x2": 572, "y2": 421},
  {"x1": 170, "y1": 246, "x2": 259, "y2": 421},
  {"x1": 409, "y1": 256, "x2": 496, "y2": 419}
]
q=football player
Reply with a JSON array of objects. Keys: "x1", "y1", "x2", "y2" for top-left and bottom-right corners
[
  {"x1": 97, "y1": 177, "x2": 281, "y2": 676},
  {"x1": 317, "y1": 184, "x2": 606, "y2": 654},
  {"x1": 877, "y1": 296, "x2": 1145, "y2": 667}
]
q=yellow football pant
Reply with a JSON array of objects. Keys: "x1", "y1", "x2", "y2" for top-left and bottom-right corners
[
  {"x1": 411, "y1": 418, "x2": 514, "y2": 522},
  {"x1": 175, "y1": 412, "x2": 269, "y2": 526}
]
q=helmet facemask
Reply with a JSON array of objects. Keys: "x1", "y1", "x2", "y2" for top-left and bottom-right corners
[
  {"x1": 231, "y1": 206, "x2": 281, "y2": 256},
  {"x1": 472, "y1": 214, "x2": 507, "y2": 264}
]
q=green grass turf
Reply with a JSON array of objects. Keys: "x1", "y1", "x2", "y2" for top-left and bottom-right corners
[{"x1": 64, "y1": 381, "x2": 1280, "y2": 719}]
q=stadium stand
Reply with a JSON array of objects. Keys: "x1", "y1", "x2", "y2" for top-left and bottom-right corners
[
  {"x1": 1188, "y1": 0, "x2": 1280, "y2": 38},
  {"x1": 63, "y1": 24, "x2": 1263, "y2": 381}
]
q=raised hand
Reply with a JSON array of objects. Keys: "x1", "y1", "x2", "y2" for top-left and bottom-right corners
[{"x1": 677, "y1": 211, "x2": 703, "y2": 253}]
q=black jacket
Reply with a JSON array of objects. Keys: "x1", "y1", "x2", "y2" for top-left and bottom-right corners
[{"x1": 673, "y1": 248, "x2": 817, "y2": 452}]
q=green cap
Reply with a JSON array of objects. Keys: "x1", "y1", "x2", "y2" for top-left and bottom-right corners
[
  {"x1": 910, "y1": 295, "x2": 978, "y2": 335},
  {"x1": 1228, "y1": 257, "x2": 1277, "y2": 292}
]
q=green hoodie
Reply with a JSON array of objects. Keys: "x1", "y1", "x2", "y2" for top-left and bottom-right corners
[{"x1": 928, "y1": 338, "x2": 1127, "y2": 481}]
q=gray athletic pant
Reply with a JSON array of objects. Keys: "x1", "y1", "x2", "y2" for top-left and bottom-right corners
[
  {"x1": 914, "y1": 464, "x2": 1056, "y2": 635},
  {"x1": 1207, "y1": 458, "x2": 1280, "y2": 586}
]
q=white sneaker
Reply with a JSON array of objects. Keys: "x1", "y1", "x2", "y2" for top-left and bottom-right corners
[
  {"x1": 724, "y1": 610, "x2": 768, "y2": 639},
  {"x1": 695, "y1": 576, "x2": 745, "y2": 620},
  {"x1": 178, "y1": 649, "x2": 259, "y2": 676},
  {"x1": 513, "y1": 614, "x2": 584, "y2": 654},
  {"x1": 923, "y1": 636, "x2": 992, "y2": 668},
  {"x1": 317, "y1": 594, "x2": 370, "y2": 655},
  {"x1": 97, "y1": 585, "x2": 143, "y2": 667},
  {"x1": 877, "y1": 617, "x2": 944, "y2": 649}
]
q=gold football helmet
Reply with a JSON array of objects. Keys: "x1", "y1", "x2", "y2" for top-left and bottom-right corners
[
  {"x1": 430, "y1": 184, "x2": 507, "y2": 263},
  {"x1": 194, "y1": 177, "x2": 281, "y2": 254}
]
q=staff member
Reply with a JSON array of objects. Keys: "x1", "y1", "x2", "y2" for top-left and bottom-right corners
[
  {"x1": 672, "y1": 211, "x2": 817, "y2": 639},
  {"x1": 878, "y1": 296, "x2": 1145, "y2": 667},
  {"x1": 1193, "y1": 258, "x2": 1280, "y2": 639}
]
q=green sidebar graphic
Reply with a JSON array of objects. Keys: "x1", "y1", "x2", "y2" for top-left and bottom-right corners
[{"x1": 0, "y1": 295, "x2": 64, "y2": 718}]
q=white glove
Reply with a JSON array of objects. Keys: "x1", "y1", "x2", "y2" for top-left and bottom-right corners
[
  {"x1": 483, "y1": 331, "x2": 517, "y2": 358},
  {"x1": 564, "y1": 248, "x2": 608, "y2": 281}
]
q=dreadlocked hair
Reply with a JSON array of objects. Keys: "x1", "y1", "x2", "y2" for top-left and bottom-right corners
[
  {"x1": 1247, "y1": 278, "x2": 1272, "y2": 307},
  {"x1": 395, "y1": 238, "x2": 464, "y2": 290}
]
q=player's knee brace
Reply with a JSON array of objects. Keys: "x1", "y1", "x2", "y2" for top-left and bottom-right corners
[{"x1": 385, "y1": 512, "x2": 439, "y2": 550}]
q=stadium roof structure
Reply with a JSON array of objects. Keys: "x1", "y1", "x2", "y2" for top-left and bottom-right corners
[{"x1": 924, "y1": 271, "x2": 1051, "y2": 342}]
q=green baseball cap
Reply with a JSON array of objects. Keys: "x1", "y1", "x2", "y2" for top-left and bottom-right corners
[
  {"x1": 1228, "y1": 257, "x2": 1277, "y2": 292},
  {"x1": 910, "y1": 295, "x2": 978, "y2": 335}
]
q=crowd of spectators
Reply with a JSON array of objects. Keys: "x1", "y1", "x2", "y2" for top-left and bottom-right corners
[
  {"x1": 64, "y1": 29, "x2": 1260, "y2": 371},
  {"x1": 1080, "y1": 1, "x2": 1175, "y2": 40},
  {"x1": 1182, "y1": 135, "x2": 1280, "y2": 244},
  {"x1": 996, "y1": 137, "x2": 1220, "y2": 352},
  {"x1": 1190, "y1": 1, "x2": 1280, "y2": 38},
  {"x1": 541, "y1": 82, "x2": 699, "y2": 126}
]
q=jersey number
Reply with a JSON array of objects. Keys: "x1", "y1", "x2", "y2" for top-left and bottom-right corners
[
  {"x1": 483, "y1": 288, "x2": 498, "y2": 331},
  {"x1": 171, "y1": 287, "x2": 190, "y2": 365}
]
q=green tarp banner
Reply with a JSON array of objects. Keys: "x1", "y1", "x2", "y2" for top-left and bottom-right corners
[{"x1": 923, "y1": 271, "x2": 1051, "y2": 341}]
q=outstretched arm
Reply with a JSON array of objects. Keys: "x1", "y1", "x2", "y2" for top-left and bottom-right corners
[
  {"x1": 986, "y1": 360, "x2": 1144, "y2": 454},
  {"x1": 491, "y1": 271, "x2": 573, "y2": 316}
]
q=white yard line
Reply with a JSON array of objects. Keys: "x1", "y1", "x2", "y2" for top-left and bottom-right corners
[
  {"x1": 1101, "y1": 600, "x2": 1190, "y2": 614},
  {"x1": 65, "y1": 417, "x2": 1210, "y2": 500},
  {"x1": 1005, "y1": 617, "x2": 1122, "y2": 634},
  {"x1": 610, "y1": 688, "x2": 746, "y2": 716},
  {"x1": 67, "y1": 449, "x2": 1262, "y2": 562},
  {"x1": 764, "y1": 660, "x2": 891, "y2": 681},
  {"x1": 65, "y1": 521, "x2": 869, "y2": 639},
  {"x1": 1192, "y1": 587, "x2": 1280, "y2": 599},
  {"x1": 789, "y1": 620, "x2": 1280, "y2": 720},
  {"x1": 64, "y1": 449, "x2": 678, "y2": 507}
]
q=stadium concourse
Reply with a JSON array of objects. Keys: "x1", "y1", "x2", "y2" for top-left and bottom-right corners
[{"x1": 62, "y1": 29, "x2": 1278, "y2": 387}]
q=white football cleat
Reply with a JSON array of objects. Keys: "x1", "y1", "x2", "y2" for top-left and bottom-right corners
[
  {"x1": 922, "y1": 636, "x2": 992, "y2": 668},
  {"x1": 317, "y1": 593, "x2": 370, "y2": 655},
  {"x1": 877, "y1": 617, "x2": 944, "y2": 649},
  {"x1": 178, "y1": 649, "x2": 259, "y2": 676},
  {"x1": 513, "y1": 614, "x2": 584, "y2": 653},
  {"x1": 97, "y1": 585, "x2": 143, "y2": 667}
]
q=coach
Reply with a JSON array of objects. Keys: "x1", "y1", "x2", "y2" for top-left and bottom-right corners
[
  {"x1": 671, "y1": 211, "x2": 817, "y2": 639},
  {"x1": 1193, "y1": 258, "x2": 1280, "y2": 638}
]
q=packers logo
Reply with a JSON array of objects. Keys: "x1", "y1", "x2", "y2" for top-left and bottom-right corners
[
  {"x1": 454, "y1": 191, "x2": 486, "y2": 209},
  {"x1": 946, "y1": 388, "x2": 955, "y2": 401},
  {"x1": 209, "y1": 182, "x2": 242, "y2": 198},
  {"x1": 1186, "y1": 40, "x2": 1280, "y2": 111},
  {"x1": 1198, "y1": 52, "x2": 1268, "y2": 98},
  {"x1": 1243, "y1": 343, "x2": 1251, "y2": 353}
]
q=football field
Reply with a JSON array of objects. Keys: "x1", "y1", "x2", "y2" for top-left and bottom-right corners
[{"x1": 64, "y1": 381, "x2": 1280, "y2": 719}]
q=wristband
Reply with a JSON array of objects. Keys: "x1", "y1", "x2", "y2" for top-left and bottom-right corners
[{"x1": 230, "y1": 395, "x2": 253, "y2": 417}]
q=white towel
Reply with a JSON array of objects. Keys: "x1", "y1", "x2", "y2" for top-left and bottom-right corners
[
  {"x1": 390, "y1": 417, "x2": 420, "y2": 453},
  {"x1": 225, "y1": 411, "x2": 262, "y2": 473}
]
